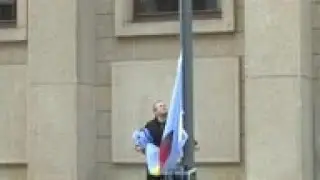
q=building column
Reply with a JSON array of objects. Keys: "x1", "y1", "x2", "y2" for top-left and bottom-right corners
[
  {"x1": 27, "y1": 0, "x2": 96, "y2": 180},
  {"x1": 245, "y1": 0, "x2": 314, "y2": 180}
]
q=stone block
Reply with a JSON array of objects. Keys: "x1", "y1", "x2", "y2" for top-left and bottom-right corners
[
  {"x1": 111, "y1": 57, "x2": 240, "y2": 163},
  {"x1": 0, "y1": 165, "x2": 27, "y2": 180},
  {"x1": 96, "y1": 138, "x2": 111, "y2": 163},
  {"x1": 196, "y1": 166, "x2": 243, "y2": 180},
  {"x1": 96, "y1": 38, "x2": 117, "y2": 61},
  {"x1": 236, "y1": 8, "x2": 244, "y2": 32},
  {"x1": 77, "y1": 85, "x2": 96, "y2": 180},
  {"x1": 28, "y1": 0, "x2": 77, "y2": 83},
  {"x1": 245, "y1": 0, "x2": 313, "y2": 77},
  {"x1": 27, "y1": 85, "x2": 78, "y2": 180},
  {"x1": 131, "y1": 34, "x2": 244, "y2": 61},
  {"x1": 245, "y1": 77, "x2": 314, "y2": 180},
  {"x1": 236, "y1": 0, "x2": 244, "y2": 8},
  {"x1": 95, "y1": 62, "x2": 112, "y2": 86},
  {"x1": 313, "y1": 3, "x2": 320, "y2": 28},
  {"x1": 132, "y1": 37, "x2": 180, "y2": 60},
  {"x1": 95, "y1": 0, "x2": 114, "y2": 15},
  {"x1": 95, "y1": 163, "x2": 243, "y2": 180},
  {"x1": 0, "y1": 66, "x2": 26, "y2": 162},
  {"x1": 0, "y1": 43, "x2": 27, "y2": 65},
  {"x1": 96, "y1": 35, "x2": 244, "y2": 62},
  {"x1": 96, "y1": 15, "x2": 114, "y2": 38},
  {"x1": 96, "y1": 164, "x2": 145, "y2": 180},
  {"x1": 95, "y1": 86, "x2": 111, "y2": 111},
  {"x1": 314, "y1": 55, "x2": 320, "y2": 78},
  {"x1": 77, "y1": 0, "x2": 96, "y2": 85},
  {"x1": 314, "y1": 79, "x2": 320, "y2": 165},
  {"x1": 314, "y1": 30, "x2": 320, "y2": 55},
  {"x1": 97, "y1": 111, "x2": 111, "y2": 137}
]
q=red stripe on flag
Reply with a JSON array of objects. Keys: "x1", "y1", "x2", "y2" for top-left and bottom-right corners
[{"x1": 159, "y1": 131, "x2": 174, "y2": 169}]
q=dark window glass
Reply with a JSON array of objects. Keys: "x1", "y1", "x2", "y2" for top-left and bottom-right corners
[
  {"x1": 0, "y1": 0, "x2": 16, "y2": 27},
  {"x1": 134, "y1": 0, "x2": 221, "y2": 21}
]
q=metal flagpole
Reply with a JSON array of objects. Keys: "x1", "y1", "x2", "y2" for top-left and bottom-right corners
[{"x1": 180, "y1": 0, "x2": 195, "y2": 175}]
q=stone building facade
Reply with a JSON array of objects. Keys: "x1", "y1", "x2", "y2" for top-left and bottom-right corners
[{"x1": 0, "y1": 0, "x2": 319, "y2": 180}]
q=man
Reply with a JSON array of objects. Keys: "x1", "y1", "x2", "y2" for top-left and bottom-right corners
[
  {"x1": 135, "y1": 100, "x2": 198, "y2": 180},
  {"x1": 135, "y1": 100, "x2": 167, "y2": 180}
]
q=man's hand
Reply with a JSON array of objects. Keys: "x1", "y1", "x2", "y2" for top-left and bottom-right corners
[{"x1": 134, "y1": 145, "x2": 143, "y2": 153}]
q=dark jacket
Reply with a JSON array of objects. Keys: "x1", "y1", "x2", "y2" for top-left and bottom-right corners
[
  {"x1": 144, "y1": 118, "x2": 198, "y2": 148},
  {"x1": 144, "y1": 118, "x2": 165, "y2": 147}
]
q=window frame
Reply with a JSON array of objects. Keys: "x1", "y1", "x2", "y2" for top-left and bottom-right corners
[
  {"x1": 133, "y1": 0, "x2": 222, "y2": 22},
  {"x1": 0, "y1": 0, "x2": 17, "y2": 27},
  {"x1": 115, "y1": 0, "x2": 234, "y2": 37},
  {"x1": 0, "y1": 0, "x2": 27, "y2": 42}
]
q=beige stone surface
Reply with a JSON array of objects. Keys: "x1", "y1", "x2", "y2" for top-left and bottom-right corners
[
  {"x1": 96, "y1": 111, "x2": 111, "y2": 137},
  {"x1": 96, "y1": 38, "x2": 117, "y2": 62},
  {"x1": 300, "y1": 77, "x2": 314, "y2": 180},
  {"x1": 245, "y1": 0, "x2": 313, "y2": 77},
  {"x1": 313, "y1": 3, "x2": 320, "y2": 28},
  {"x1": 96, "y1": 34, "x2": 244, "y2": 62},
  {"x1": 95, "y1": 62, "x2": 112, "y2": 86},
  {"x1": 76, "y1": 0, "x2": 96, "y2": 85},
  {"x1": 28, "y1": 0, "x2": 77, "y2": 83},
  {"x1": 236, "y1": 0, "x2": 244, "y2": 8},
  {"x1": 245, "y1": 0, "x2": 314, "y2": 179},
  {"x1": 236, "y1": 7, "x2": 244, "y2": 32},
  {"x1": 315, "y1": 79, "x2": 320, "y2": 180},
  {"x1": 111, "y1": 57, "x2": 240, "y2": 163},
  {"x1": 0, "y1": 66, "x2": 26, "y2": 163},
  {"x1": 314, "y1": 55, "x2": 320, "y2": 78},
  {"x1": 0, "y1": 43, "x2": 27, "y2": 65},
  {"x1": 245, "y1": 77, "x2": 314, "y2": 180},
  {"x1": 96, "y1": 138, "x2": 111, "y2": 163},
  {"x1": 95, "y1": 0, "x2": 114, "y2": 15},
  {"x1": 95, "y1": 163, "x2": 243, "y2": 180},
  {"x1": 77, "y1": 85, "x2": 96, "y2": 180},
  {"x1": 27, "y1": 0, "x2": 97, "y2": 179},
  {"x1": 95, "y1": 86, "x2": 111, "y2": 111},
  {"x1": 0, "y1": 165, "x2": 27, "y2": 180},
  {"x1": 27, "y1": 85, "x2": 78, "y2": 180},
  {"x1": 96, "y1": 15, "x2": 114, "y2": 38},
  {"x1": 314, "y1": 30, "x2": 320, "y2": 55}
]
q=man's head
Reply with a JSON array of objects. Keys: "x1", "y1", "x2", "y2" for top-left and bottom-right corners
[{"x1": 152, "y1": 100, "x2": 168, "y2": 121}]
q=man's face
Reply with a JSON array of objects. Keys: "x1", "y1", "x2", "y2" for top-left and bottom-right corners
[{"x1": 154, "y1": 101, "x2": 168, "y2": 117}]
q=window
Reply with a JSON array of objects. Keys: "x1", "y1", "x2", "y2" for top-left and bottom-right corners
[
  {"x1": 0, "y1": 0, "x2": 27, "y2": 41},
  {"x1": 0, "y1": 0, "x2": 16, "y2": 27},
  {"x1": 134, "y1": 0, "x2": 221, "y2": 21},
  {"x1": 115, "y1": 0, "x2": 234, "y2": 36}
]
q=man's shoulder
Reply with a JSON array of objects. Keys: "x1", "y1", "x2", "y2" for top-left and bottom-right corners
[{"x1": 144, "y1": 119, "x2": 156, "y2": 128}]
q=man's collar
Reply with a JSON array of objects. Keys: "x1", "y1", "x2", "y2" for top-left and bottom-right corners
[{"x1": 153, "y1": 117, "x2": 166, "y2": 124}]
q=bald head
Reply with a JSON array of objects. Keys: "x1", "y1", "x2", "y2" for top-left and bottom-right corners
[{"x1": 152, "y1": 100, "x2": 168, "y2": 120}]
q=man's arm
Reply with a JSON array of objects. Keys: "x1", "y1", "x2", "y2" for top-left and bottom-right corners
[{"x1": 134, "y1": 145, "x2": 146, "y2": 154}]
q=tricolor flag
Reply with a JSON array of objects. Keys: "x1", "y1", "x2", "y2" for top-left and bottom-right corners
[{"x1": 159, "y1": 52, "x2": 188, "y2": 173}]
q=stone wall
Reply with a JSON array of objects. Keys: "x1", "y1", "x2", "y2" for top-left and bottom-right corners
[
  {"x1": 313, "y1": 0, "x2": 320, "y2": 179},
  {"x1": 94, "y1": 0, "x2": 245, "y2": 179},
  {"x1": 0, "y1": 43, "x2": 27, "y2": 179}
]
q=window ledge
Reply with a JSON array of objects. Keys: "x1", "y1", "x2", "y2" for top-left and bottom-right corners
[
  {"x1": 115, "y1": 0, "x2": 235, "y2": 37},
  {"x1": 0, "y1": 27, "x2": 26, "y2": 41},
  {"x1": 0, "y1": 0, "x2": 27, "y2": 42}
]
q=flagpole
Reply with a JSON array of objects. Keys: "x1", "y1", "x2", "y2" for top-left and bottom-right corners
[{"x1": 180, "y1": 0, "x2": 195, "y2": 172}]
